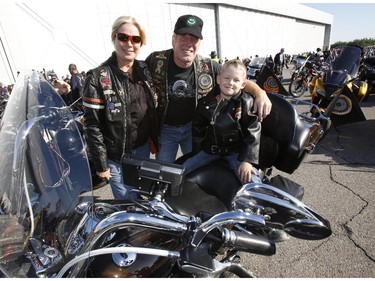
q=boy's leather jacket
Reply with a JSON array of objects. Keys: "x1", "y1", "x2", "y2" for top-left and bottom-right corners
[{"x1": 192, "y1": 89, "x2": 261, "y2": 164}]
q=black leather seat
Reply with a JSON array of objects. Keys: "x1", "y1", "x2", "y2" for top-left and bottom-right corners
[{"x1": 168, "y1": 93, "x2": 311, "y2": 216}]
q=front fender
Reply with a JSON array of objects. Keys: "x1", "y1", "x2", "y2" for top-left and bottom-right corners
[{"x1": 357, "y1": 81, "x2": 368, "y2": 102}]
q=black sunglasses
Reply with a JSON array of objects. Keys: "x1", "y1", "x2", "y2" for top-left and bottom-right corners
[{"x1": 116, "y1": 33, "x2": 142, "y2": 44}]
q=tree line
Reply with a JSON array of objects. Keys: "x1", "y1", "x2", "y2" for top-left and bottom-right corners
[{"x1": 331, "y1": 37, "x2": 375, "y2": 48}]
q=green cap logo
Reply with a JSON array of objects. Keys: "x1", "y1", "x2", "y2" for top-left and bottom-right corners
[{"x1": 187, "y1": 17, "x2": 197, "y2": 26}]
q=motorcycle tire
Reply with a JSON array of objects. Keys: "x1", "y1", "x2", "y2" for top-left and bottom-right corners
[{"x1": 288, "y1": 74, "x2": 306, "y2": 98}]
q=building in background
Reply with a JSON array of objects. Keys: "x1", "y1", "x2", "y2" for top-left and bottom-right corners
[{"x1": 0, "y1": 0, "x2": 332, "y2": 85}]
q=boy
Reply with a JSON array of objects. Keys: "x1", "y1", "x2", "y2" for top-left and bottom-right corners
[{"x1": 183, "y1": 59, "x2": 261, "y2": 184}]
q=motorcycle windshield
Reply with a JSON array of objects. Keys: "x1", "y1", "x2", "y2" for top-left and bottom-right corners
[
  {"x1": 249, "y1": 57, "x2": 266, "y2": 68},
  {"x1": 0, "y1": 71, "x2": 92, "y2": 264},
  {"x1": 325, "y1": 46, "x2": 362, "y2": 87}
]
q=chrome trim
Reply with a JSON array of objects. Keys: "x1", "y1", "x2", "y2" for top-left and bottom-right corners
[
  {"x1": 232, "y1": 183, "x2": 331, "y2": 240},
  {"x1": 191, "y1": 211, "x2": 265, "y2": 247}
]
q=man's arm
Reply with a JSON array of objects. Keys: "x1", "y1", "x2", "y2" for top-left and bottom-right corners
[{"x1": 244, "y1": 80, "x2": 272, "y2": 122}]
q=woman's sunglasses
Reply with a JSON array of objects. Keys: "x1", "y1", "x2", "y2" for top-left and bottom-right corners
[{"x1": 116, "y1": 33, "x2": 142, "y2": 44}]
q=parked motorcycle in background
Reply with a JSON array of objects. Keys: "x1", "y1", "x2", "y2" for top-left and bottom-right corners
[
  {"x1": 0, "y1": 70, "x2": 332, "y2": 278},
  {"x1": 358, "y1": 55, "x2": 375, "y2": 101},
  {"x1": 289, "y1": 54, "x2": 307, "y2": 75},
  {"x1": 288, "y1": 55, "x2": 325, "y2": 98},
  {"x1": 309, "y1": 45, "x2": 368, "y2": 126},
  {"x1": 247, "y1": 57, "x2": 267, "y2": 81}
]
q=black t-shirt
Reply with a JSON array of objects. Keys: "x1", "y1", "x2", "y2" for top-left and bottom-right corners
[
  {"x1": 112, "y1": 66, "x2": 151, "y2": 148},
  {"x1": 128, "y1": 73, "x2": 152, "y2": 148},
  {"x1": 163, "y1": 59, "x2": 196, "y2": 126}
]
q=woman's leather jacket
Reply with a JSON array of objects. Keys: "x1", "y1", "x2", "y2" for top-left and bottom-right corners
[{"x1": 83, "y1": 52, "x2": 159, "y2": 173}]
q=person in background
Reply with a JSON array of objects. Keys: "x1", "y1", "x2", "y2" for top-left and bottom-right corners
[
  {"x1": 183, "y1": 59, "x2": 261, "y2": 184},
  {"x1": 315, "y1": 47, "x2": 325, "y2": 63},
  {"x1": 266, "y1": 55, "x2": 274, "y2": 70},
  {"x1": 68, "y1": 64, "x2": 85, "y2": 105},
  {"x1": 146, "y1": 14, "x2": 271, "y2": 163},
  {"x1": 83, "y1": 16, "x2": 159, "y2": 201},
  {"x1": 0, "y1": 82, "x2": 8, "y2": 94},
  {"x1": 210, "y1": 50, "x2": 222, "y2": 64},
  {"x1": 274, "y1": 48, "x2": 287, "y2": 75},
  {"x1": 7, "y1": 84, "x2": 13, "y2": 94},
  {"x1": 50, "y1": 74, "x2": 71, "y2": 104}
]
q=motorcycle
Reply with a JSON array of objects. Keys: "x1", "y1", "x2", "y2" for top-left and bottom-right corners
[
  {"x1": 290, "y1": 55, "x2": 307, "y2": 71},
  {"x1": 358, "y1": 55, "x2": 375, "y2": 101},
  {"x1": 247, "y1": 57, "x2": 267, "y2": 81},
  {"x1": 309, "y1": 45, "x2": 368, "y2": 126},
  {"x1": 0, "y1": 92, "x2": 9, "y2": 120},
  {"x1": 0, "y1": 70, "x2": 332, "y2": 278},
  {"x1": 288, "y1": 55, "x2": 325, "y2": 98}
]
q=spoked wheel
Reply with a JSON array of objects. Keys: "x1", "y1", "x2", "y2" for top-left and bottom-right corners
[{"x1": 288, "y1": 75, "x2": 307, "y2": 98}]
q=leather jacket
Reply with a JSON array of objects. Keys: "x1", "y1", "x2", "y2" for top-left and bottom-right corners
[
  {"x1": 83, "y1": 52, "x2": 159, "y2": 172},
  {"x1": 146, "y1": 49, "x2": 219, "y2": 129},
  {"x1": 192, "y1": 88, "x2": 261, "y2": 164}
]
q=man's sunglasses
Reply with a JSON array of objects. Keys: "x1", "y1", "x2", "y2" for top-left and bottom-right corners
[{"x1": 116, "y1": 33, "x2": 142, "y2": 44}]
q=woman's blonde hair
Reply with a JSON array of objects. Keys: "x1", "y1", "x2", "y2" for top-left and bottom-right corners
[{"x1": 111, "y1": 16, "x2": 146, "y2": 45}]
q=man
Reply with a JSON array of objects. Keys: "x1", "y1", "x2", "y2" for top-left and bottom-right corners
[
  {"x1": 210, "y1": 50, "x2": 222, "y2": 64},
  {"x1": 51, "y1": 74, "x2": 71, "y2": 105},
  {"x1": 68, "y1": 63, "x2": 84, "y2": 104},
  {"x1": 274, "y1": 48, "x2": 287, "y2": 75},
  {"x1": 146, "y1": 14, "x2": 271, "y2": 163}
]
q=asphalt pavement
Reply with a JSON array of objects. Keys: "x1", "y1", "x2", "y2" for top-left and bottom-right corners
[{"x1": 94, "y1": 66, "x2": 375, "y2": 278}]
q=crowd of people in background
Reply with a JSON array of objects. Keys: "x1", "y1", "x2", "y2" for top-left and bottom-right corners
[
  {"x1": 206, "y1": 45, "x2": 375, "y2": 80},
  {"x1": 0, "y1": 66, "x2": 86, "y2": 102},
  {"x1": 2, "y1": 45, "x2": 375, "y2": 100}
]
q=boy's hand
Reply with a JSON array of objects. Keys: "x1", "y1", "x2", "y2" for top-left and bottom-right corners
[{"x1": 238, "y1": 162, "x2": 255, "y2": 183}]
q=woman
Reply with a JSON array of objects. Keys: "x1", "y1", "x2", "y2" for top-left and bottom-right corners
[{"x1": 83, "y1": 16, "x2": 159, "y2": 201}]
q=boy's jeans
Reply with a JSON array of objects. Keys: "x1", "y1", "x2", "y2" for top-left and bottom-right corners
[{"x1": 183, "y1": 150, "x2": 261, "y2": 184}]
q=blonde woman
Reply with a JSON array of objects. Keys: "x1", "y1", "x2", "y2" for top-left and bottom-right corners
[{"x1": 83, "y1": 16, "x2": 159, "y2": 201}]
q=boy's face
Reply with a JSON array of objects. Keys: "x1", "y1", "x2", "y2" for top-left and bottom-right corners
[{"x1": 216, "y1": 65, "x2": 247, "y2": 99}]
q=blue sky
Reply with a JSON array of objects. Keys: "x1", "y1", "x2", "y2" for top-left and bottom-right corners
[{"x1": 302, "y1": 3, "x2": 375, "y2": 43}]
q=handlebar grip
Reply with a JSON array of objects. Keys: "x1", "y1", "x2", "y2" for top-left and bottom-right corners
[{"x1": 226, "y1": 230, "x2": 276, "y2": 256}]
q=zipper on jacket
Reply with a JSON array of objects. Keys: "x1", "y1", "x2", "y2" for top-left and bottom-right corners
[{"x1": 210, "y1": 97, "x2": 227, "y2": 145}]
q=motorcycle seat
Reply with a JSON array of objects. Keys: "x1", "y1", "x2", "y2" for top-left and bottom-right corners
[{"x1": 167, "y1": 93, "x2": 311, "y2": 216}]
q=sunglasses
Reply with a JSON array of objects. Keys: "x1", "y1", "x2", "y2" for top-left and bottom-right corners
[{"x1": 116, "y1": 33, "x2": 142, "y2": 44}]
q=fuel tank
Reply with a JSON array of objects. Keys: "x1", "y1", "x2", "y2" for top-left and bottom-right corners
[{"x1": 86, "y1": 227, "x2": 183, "y2": 277}]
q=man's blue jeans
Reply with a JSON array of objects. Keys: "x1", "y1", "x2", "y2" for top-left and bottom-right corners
[
  {"x1": 183, "y1": 150, "x2": 261, "y2": 184},
  {"x1": 108, "y1": 142, "x2": 150, "y2": 200},
  {"x1": 156, "y1": 122, "x2": 192, "y2": 163}
]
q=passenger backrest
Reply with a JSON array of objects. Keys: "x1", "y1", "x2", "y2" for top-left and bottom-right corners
[{"x1": 259, "y1": 93, "x2": 310, "y2": 173}]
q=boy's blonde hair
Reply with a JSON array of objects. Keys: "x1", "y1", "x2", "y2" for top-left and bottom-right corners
[{"x1": 220, "y1": 59, "x2": 247, "y2": 79}]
